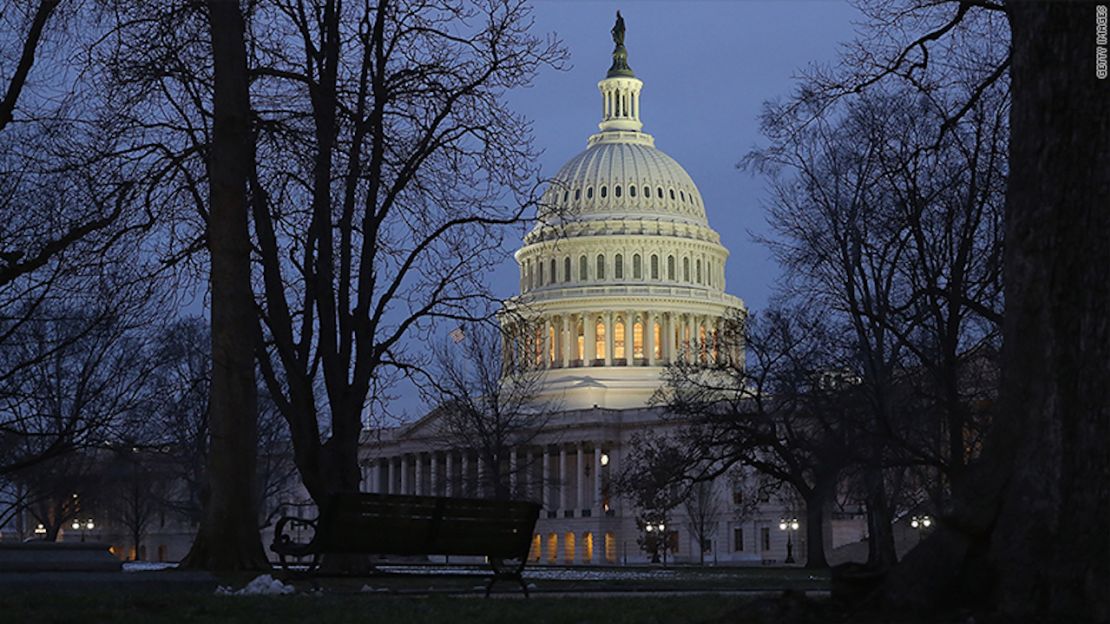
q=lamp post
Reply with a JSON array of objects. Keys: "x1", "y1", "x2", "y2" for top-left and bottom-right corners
[
  {"x1": 644, "y1": 521, "x2": 668, "y2": 565},
  {"x1": 778, "y1": 517, "x2": 799, "y2": 564},
  {"x1": 71, "y1": 518, "x2": 94, "y2": 543},
  {"x1": 34, "y1": 524, "x2": 46, "y2": 539},
  {"x1": 910, "y1": 514, "x2": 932, "y2": 543}
]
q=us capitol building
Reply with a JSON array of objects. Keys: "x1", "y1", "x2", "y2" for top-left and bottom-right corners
[{"x1": 360, "y1": 16, "x2": 863, "y2": 566}]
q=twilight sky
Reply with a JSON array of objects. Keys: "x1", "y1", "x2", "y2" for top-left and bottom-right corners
[{"x1": 388, "y1": 1, "x2": 862, "y2": 421}]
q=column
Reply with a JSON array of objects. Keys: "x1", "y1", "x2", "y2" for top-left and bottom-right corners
[
  {"x1": 386, "y1": 458, "x2": 394, "y2": 494},
  {"x1": 445, "y1": 451, "x2": 454, "y2": 497},
  {"x1": 477, "y1": 453, "x2": 486, "y2": 498},
  {"x1": 594, "y1": 446, "x2": 603, "y2": 511},
  {"x1": 541, "y1": 446, "x2": 551, "y2": 509},
  {"x1": 585, "y1": 311, "x2": 596, "y2": 364},
  {"x1": 687, "y1": 314, "x2": 696, "y2": 361},
  {"x1": 400, "y1": 455, "x2": 409, "y2": 495},
  {"x1": 628, "y1": 310, "x2": 637, "y2": 363},
  {"x1": 430, "y1": 452, "x2": 438, "y2": 496},
  {"x1": 645, "y1": 310, "x2": 656, "y2": 366},
  {"x1": 561, "y1": 314, "x2": 572, "y2": 368},
  {"x1": 663, "y1": 312, "x2": 673, "y2": 363},
  {"x1": 559, "y1": 445, "x2": 569, "y2": 512},
  {"x1": 414, "y1": 453, "x2": 423, "y2": 495},
  {"x1": 604, "y1": 311, "x2": 614, "y2": 366},
  {"x1": 576, "y1": 444, "x2": 586, "y2": 512},
  {"x1": 509, "y1": 448, "x2": 518, "y2": 498},
  {"x1": 462, "y1": 452, "x2": 470, "y2": 498},
  {"x1": 544, "y1": 315, "x2": 553, "y2": 369}
]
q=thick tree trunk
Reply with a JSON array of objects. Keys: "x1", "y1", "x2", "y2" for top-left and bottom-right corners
[
  {"x1": 180, "y1": 0, "x2": 268, "y2": 571},
  {"x1": 863, "y1": 467, "x2": 897, "y2": 570},
  {"x1": 881, "y1": 2, "x2": 1110, "y2": 618},
  {"x1": 803, "y1": 482, "x2": 831, "y2": 569},
  {"x1": 988, "y1": 2, "x2": 1110, "y2": 617}
]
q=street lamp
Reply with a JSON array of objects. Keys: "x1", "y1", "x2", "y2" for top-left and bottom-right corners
[
  {"x1": 910, "y1": 515, "x2": 932, "y2": 542},
  {"x1": 34, "y1": 524, "x2": 46, "y2": 537},
  {"x1": 778, "y1": 517, "x2": 799, "y2": 564},
  {"x1": 72, "y1": 518, "x2": 94, "y2": 542},
  {"x1": 600, "y1": 452, "x2": 609, "y2": 467}
]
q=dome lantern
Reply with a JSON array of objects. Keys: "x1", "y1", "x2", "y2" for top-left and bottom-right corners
[{"x1": 597, "y1": 11, "x2": 644, "y2": 134}]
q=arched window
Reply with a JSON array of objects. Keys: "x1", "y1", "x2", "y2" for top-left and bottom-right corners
[
  {"x1": 564, "y1": 257, "x2": 571, "y2": 283},
  {"x1": 651, "y1": 254, "x2": 659, "y2": 279},
  {"x1": 644, "y1": 186, "x2": 650, "y2": 199},
  {"x1": 669, "y1": 188, "x2": 676, "y2": 200},
  {"x1": 550, "y1": 258, "x2": 557, "y2": 285},
  {"x1": 579, "y1": 255, "x2": 588, "y2": 281},
  {"x1": 574, "y1": 188, "x2": 581, "y2": 200},
  {"x1": 595, "y1": 320, "x2": 606, "y2": 361},
  {"x1": 667, "y1": 255, "x2": 676, "y2": 280},
  {"x1": 614, "y1": 319, "x2": 626, "y2": 361},
  {"x1": 614, "y1": 254, "x2": 623, "y2": 279},
  {"x1": 683, "y1": 257, "x2": 691, "y2": 282},
  {"x1": 696, "y1": 259, "x2": 702, "y2": 284},
  {"x1": 657, "y1": 186, "x2": 664, "y2": 199},
  {"x1": 632, "y1": 254, "x2": 642, "y2": 279},
  {"x1": 587, "y1": 187, "x2": 594, "y2": 199},
  {"x1": 600, "y1": 185, "x2": 607, "y2": 199},
  {"x1": 615, "y1": 185, "x2": 622, "y2": 198},
  {"x1": 596, "y1": 254, "x2": 606, "y2": 280},
  {"x1": 629, "y1": 185, "x2": 637, "y2": 198}
]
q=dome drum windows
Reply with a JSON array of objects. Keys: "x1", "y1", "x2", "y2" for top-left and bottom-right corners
[
  {"x1": 667, "y1": 255, "x2": 676, "y2": 281},
  {"x1": 596, "y1": 254, "x2": 606, "y2": 280},
  {"x1": 564, "y1": 257, "x2": 572, "y2": 283},
  {"x1": 614, "y1": 254, "x2": 623, "y2": 279},
  {"x1": 632, "y1": 254, "x2": 642, "y2": 279},
  {"x1": 650, "y1": 254, "x2": 659, "y2": 280},
  {"x1": 683, "y1": 257, "x2": 691, "y2": 282}
]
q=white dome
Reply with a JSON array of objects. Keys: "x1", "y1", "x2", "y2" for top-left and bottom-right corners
[{"x1": 541, "y1": 140, "x2": 708, "y2": 225}]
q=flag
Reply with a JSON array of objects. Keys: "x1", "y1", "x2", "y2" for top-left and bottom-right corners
[{"x1": 449, "y1": 326, "x2": 466, "y2": 343}]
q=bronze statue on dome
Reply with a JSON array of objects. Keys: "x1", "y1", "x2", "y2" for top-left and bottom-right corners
[{"x1": 611, "y1": 11, "x2": 625, "y2": 48}]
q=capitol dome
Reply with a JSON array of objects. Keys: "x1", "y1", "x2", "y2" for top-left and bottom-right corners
[{"x1": 503, "y1": 20, "x2": 745, "y2": 410}]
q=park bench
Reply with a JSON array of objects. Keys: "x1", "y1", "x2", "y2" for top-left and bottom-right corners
[{"x1": 270, "y1": 492, "x2": 541, "y2": 596}]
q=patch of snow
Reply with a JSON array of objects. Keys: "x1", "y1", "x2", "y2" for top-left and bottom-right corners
[
  {"x1": 360, "y1": 585, "x2": 390, "y2": 593},
  {"x1": 216, "y1": 574, "x2": 295, "y2": 596},
  {"x1": 122, "y1": 561, "x2": 178, "y2": 572}
]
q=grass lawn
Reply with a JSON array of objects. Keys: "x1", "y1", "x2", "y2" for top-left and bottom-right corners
[{"x1": 0, "y1": 591, "x2": 808, "y2": 624}]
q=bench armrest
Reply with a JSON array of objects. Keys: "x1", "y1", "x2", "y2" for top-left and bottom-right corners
[{"x1": 270, "y1": 516, "x2": 318, "y2": 556}]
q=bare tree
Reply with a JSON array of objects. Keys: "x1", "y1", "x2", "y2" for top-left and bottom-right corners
[
  {"x1": 242, "y1": 0, "x2": 566, "y2": 515},
  {"x1": 428, "y1": 321, "x2": 556, "y2": 500},
  {"x1": 683, "y1": 479, "x2": 723, "y2": 565}
]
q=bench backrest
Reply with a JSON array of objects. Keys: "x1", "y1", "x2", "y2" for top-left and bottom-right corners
[{"x1": 314, "y1": 493, "x2": 540, "y2": 559}]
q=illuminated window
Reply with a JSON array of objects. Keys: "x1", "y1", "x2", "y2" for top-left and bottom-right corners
[
  {"x1": 547, "y1": 533, "x2": 559, "y2": 562},
  {"x1": 549, "y1": 325, "x2": 557, "y2": 364},
  {"x1": 576, "y1": 319, "x2": 584, "y2": 360},
  {"x1": 595, "y1": 321, "x2": 606, "y2": 360},
  {"x1": 605, "y1": 532, "x2": 617, "y2": 563},
  {"x1": 632, "y1": 254, "x2": 641, "y2": 279},
  {"x1": 633, "y1": 321, "x2": 644, "y2": 359},
  {"x1": 614, "y1": 254, "x2": 623, "y2": 279},
  {"x1": 530, "y1": 534, "x2": 542, "y2": 561},
  {"x1": 614, "y1": 319, "x2": 625, "y2": 360},
  {"x1": 564, "y1": 532, "x2": 576, "y2": 563},
  {"x1": 583, "y1": 532, "x2": 594, "y2": 563}
]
